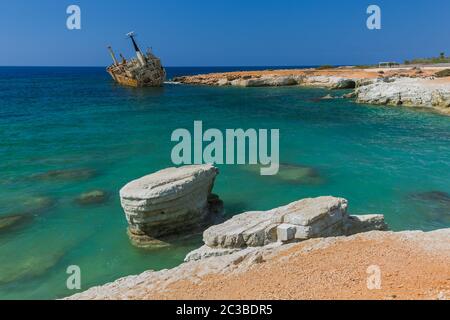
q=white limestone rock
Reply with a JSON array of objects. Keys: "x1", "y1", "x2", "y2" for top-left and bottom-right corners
[
  {"x1": 217, "y1": 79, "x2": 229, "y2": 86},
  {"x1": 67, "y1": 229, "x2": 450, "y2": 300},
  {"x1": 200, "y1": 196, "x2": 388, "y2": 254},
  {"x1": 354, "y1": 77, "x2": 450, "y2": 112},
  {"x1": 120, "y1": 164, "x2": 222, "y2": 247},
  {"x1": 203, "y1": 196, "x2": 351, "y2": 249},
  {"x1": 184, "y1": 245, "x2": 242, "y2": 262},
  {"x1": 203, "y1": 210, "x2": 277, "y2": 248},
  {"x1": 345, "y1": 214, "x2": 388, "y2": 235},
  {"x1": 229, "y1": 75, "x2": 300, "y2": 87},
  {"x1": 277, "y1": 224, "x2": 296, "y2": 242}
]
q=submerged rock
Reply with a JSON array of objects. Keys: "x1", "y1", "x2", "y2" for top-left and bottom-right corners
[
  {"x1": 410, "y1": 191, "x2": 450, "y2": 204},
  {"x1": 277, "y1": 164, "x2": 324, "y2": 184},
  {"x1": 126, "y1": 229, "x2": 171, "y2": 249},
  {"x1": 0, "y1": 214, "x2": 32, "y2": 233},
  {"x1": 23, "y1": 196, "x2": 55, "y2": 213},
  {"x1": 75, "y1": 190, "x2": 110, "y2": 206},
  {"x1": 0, "y1": 196, "x2": 55, "y2": 234},
  {"x1": 244, "y1": 163, "x2": 324, "y2": 185},
  {"x1": 32, "y1": 168, "x2": 97, "y2": 182},
  {"x1": 186, "y1": 196, "x2": 388, "y2": 261},
  {"x1": 409, "y1": 191, "x2": 450, "y2": 224},
  {"x1": 0, "y1": 243, "x2": 69, "y2": 284},
  {"x1": 0, "y1": 253, "x2": 64, "y2": 284},
  {"x1": 120, "y1": 164, "x2": 223, "y2": 248}
]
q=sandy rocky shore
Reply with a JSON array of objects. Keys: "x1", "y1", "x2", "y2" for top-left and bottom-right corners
[
  {"x1": 68, "y1": 165, "x2": 450, "y2": 300},
  {"x1": 173, "y1": 66, "x2": 450, "y2": 115}
]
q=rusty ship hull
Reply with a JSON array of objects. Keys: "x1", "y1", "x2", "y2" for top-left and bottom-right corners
[{"x1": 107, "y1": 33, "x2": 166, "y2": 87}]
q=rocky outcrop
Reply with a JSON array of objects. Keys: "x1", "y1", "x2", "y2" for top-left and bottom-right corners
[
  {"x1": 120, "y1": 165, "x2": 223, "y2": 248},
  {"x1": 180, "y1": 74, "x2": 358, "y2": 89},
  {"x1": 351, "y1": 77, "x2": 450, "y2": 114},
  {"x1": 185, "y1": 196, "x2": 387, "y2": 261},
  {"x1": 173, "y1": 67, "x2": 450, "y2": 115},
  {"x1": 66, "y1": 194, "x2": 450, "y2": 300},
  {"x1": 67, "y1": 228, "x2": 450, "y2": 300}
]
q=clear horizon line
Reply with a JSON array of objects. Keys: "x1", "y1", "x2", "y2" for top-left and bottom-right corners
[{"x1": 0, "y1": 64, "x2": 349, "y2": 68}]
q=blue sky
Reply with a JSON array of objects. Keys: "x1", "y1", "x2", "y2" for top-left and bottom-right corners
[{"x1": 0, "y1": 0, "x2": 449, "y2": 66}]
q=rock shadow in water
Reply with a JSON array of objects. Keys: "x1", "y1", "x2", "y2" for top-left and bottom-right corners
[
  {"x1": 0, "y1": 213, "x2": 34, "y2": 234},
  {"x1": 224, "y1": 201, "x2": 252, "y2": 217},
  {"x1": 31, "y1": 168, "x2": 98, "y2": 182},
  {"x1": 0, "y1": 243, "x2": 70, "y2": 285},
  {"x1": 74, "y1": 190, "x2": 110, "y2": 207},
  {"x1": 0, "y1": 196, "x2": 56, "y2": 235},
  {"x1": 408, "y1": 191, "x2": 450, "y2": 225}
]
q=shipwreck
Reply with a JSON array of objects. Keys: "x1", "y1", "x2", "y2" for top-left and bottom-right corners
[{"x1": 107, "y1": 32, "x2": 166, "y2": 87}]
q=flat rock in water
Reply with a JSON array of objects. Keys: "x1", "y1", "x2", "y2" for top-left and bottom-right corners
[{"x1": 120, "y1": 164, "x2": 223, "y2": 248}]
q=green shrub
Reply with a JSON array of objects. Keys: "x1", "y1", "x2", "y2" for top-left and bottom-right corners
[
  {"x1": 354, "y1": 65, "x2": 375, "y2": 69},
  {"x1": 405, "y1": 54, "x2": 450, "y2": 65},
  {"x1": 316, "y1": 65, "x2": 334, "y2": 70},
  {"x1": 435, "y1": 69, "x2": 450, "y2": 77}
]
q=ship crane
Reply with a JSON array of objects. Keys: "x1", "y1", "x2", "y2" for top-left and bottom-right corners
[{"x1": 126, "y1": 31, "x2": 147, "y2": 66}]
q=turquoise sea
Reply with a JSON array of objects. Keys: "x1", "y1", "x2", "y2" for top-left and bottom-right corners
[{"x1": 0, "y1": 66, "x2": 449, "y2": 299}]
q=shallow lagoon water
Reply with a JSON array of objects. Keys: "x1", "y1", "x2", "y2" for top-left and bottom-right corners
[{"x1": 0, "y1": 67, "x2": 449, "y2": 299}]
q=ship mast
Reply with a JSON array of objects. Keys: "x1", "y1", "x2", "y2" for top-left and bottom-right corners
[
  {"x1": 126, "y1": 32, "x2": 147, "y2": 66},
  {"x1": 107, "y1": 46, "x2": 119, "y2": 66}
]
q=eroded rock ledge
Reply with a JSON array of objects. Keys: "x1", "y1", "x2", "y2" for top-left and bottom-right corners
[
  {"x1": 348, "y1": 77, "x2": 450, "y2": 114},
  {"x1": 174, "y1": 73, "x2": 358, "y2": 89},
  {"x1": 70, "y1": 196, "x2": 450, "y2": 300},
  {"x1": 67, "y1": 227, "x2": 450, "y2": 300},
  {"x1": 185, "y1": 196, "x2": 386, "y2": 261},
  {"x1": 120, "y1": 164, "x2": 223, "y2": 248}
]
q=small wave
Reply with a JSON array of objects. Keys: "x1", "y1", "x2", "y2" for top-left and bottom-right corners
[{"x1": 164, "y1": 81, "x2": 181, "y2": 85}]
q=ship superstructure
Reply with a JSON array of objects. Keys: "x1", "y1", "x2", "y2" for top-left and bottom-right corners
[{"x1": 107, "y1": 32, "x2": 166, "y2": 87}]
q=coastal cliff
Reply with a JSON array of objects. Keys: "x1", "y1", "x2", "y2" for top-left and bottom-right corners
[
  {"x1": 68, "y1": 228, "x2": 450, "y2": 300},
  {"x1": 350, "y1": 77, "x2": 450, "y2": 113},
  {"x1": 173, "y1": 67, "x2": 450, "y2": 115},
  {"x1": 67, "y1": 191, "x2": 449, "y2": 300}
]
